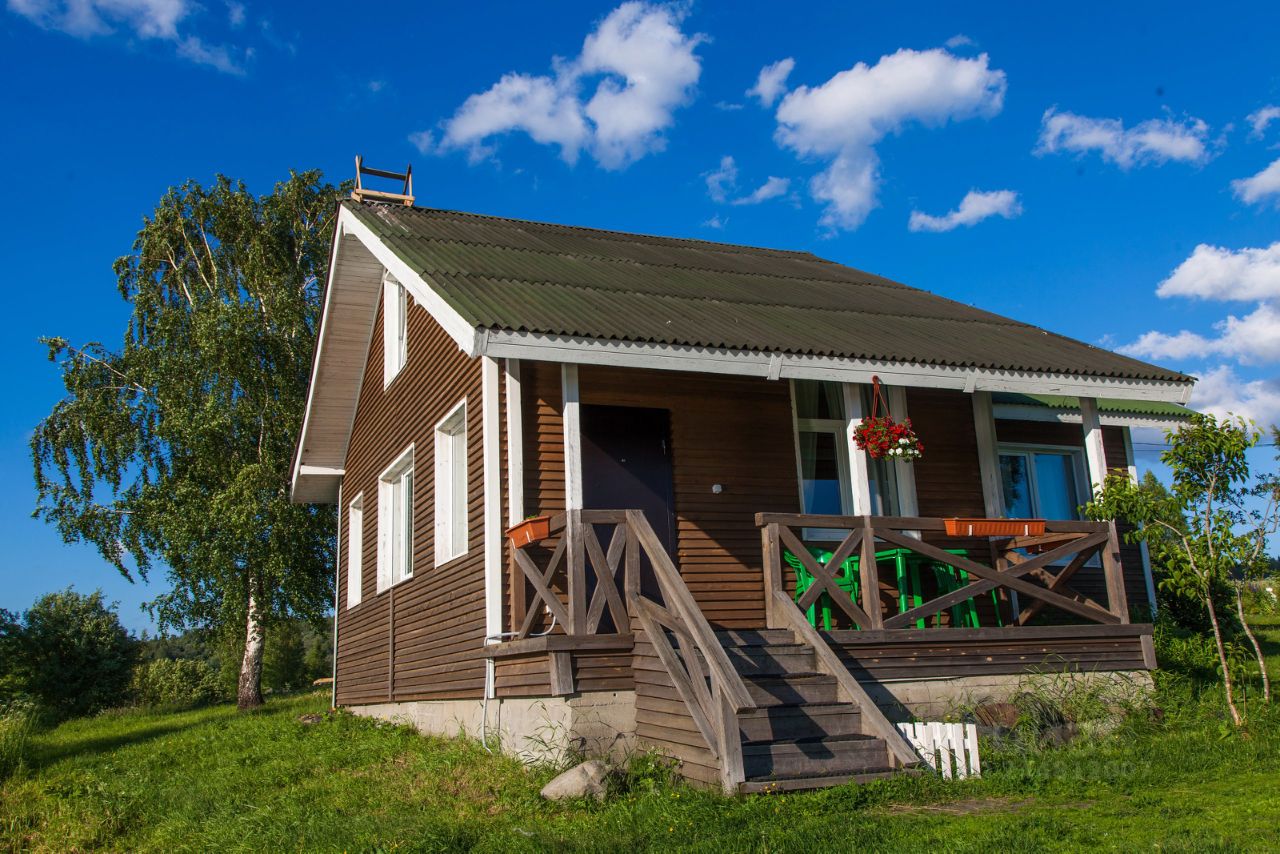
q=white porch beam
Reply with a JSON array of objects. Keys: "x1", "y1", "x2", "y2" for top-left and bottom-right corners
[
  {"x1": 1123, "y1": 426, "x2": 1159, "y2": 616},
  {"x1": 887, "y1": 386, "x2": 920, "y2": 518},
  {"x1": 841, "y1": 383, "x2": 873, "y2": 515},
  {"x1": 482, "y1": 356, "x2": 503, "y2": 638},
  {"x1": 505, "y1": 359, "x2": 525, "y2": 525},
  {"x1": 561, "y1": 363, "x2": 584, "y2": 511},
  {"x1": 1079, "y1": 396, "x2": 1110, "y2": 494},
  {"x1": 971, "y1": 391, "x2": 1005, "y2": 517}
]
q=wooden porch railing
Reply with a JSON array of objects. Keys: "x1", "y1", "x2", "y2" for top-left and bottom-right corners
[
  {"x1": 509, "y1": 508, "x2": 756, "y2": 792},
  {"x1": 757, "y1": 514, "x2": 1129, "y2": 630}
]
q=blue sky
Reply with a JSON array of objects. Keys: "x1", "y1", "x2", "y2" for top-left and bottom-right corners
[{"x1": 2, "y1": 1, "x2": 1278, "y2": 632}]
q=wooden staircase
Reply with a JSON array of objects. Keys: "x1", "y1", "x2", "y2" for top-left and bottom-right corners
[{"x1": 714, "y1": 630, "x2": 901, "y2": 793}]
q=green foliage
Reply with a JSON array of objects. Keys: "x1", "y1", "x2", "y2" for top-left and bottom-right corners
[
  {"x1": 31, "y1": 171, "x2": 347, "y2": 703},
  {"x1": 0, "y1": 700, "x2": 38, "y2": 780},
  {"x1": 1, "y1": 589, "x2": 136, "y2": 719},
  {"x1": 128, "y1": 659, "x2": 223, "y2": 710},
  {"x1": 262, "y1": 619, "x2": 306, "y2": 693},
  {"x1": 1, "y1": 684, "x2": 1278, "y2": 852}
]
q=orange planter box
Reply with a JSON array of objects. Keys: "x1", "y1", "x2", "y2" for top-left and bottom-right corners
[
  {"x1": 944, "y1": 518, "x2": 1046, "y2": 537},
  {"x1": 507, "y1": 515, "x2": 552, "y2": 548}
]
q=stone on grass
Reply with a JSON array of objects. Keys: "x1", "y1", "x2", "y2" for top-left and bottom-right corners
[{"x1": 540, "y1": 759, "x2": 609, "y2": 801}]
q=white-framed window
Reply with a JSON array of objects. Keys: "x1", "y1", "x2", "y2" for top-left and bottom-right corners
[
  {"x1": 434, "y1": 400, "x2": 468, "y2": 566},
  {"x1": 791, "y1": 380, "x2": 899, "y2": 540},
  {"x1": 382, "y1": 271, "x2": 408, "y2": 386},
  {"x1": 347, "y1": 493, "x2": 364, "y2": 608},
  {"x1": 377, "y1": 446, "x2": 414, "y2": 592},
  {"x1": 997, "y1": 444, "x2": 1088, "y2": 520}
]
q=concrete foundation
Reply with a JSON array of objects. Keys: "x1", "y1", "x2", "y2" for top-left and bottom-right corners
[{"x1": 350, "y1": 690, "x2": 637, "y2": 764}]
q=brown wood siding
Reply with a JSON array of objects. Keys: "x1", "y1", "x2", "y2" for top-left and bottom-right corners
[
  {"x1": 993, "y1": 419, "x2": 1151, "y2": 615},
  {"x1": 908, "y1": 388, "x2": 988, "y2": 519},
  {"x1": 335, "y1": 289, "x2": 489, "y2": 706},
  {"x1": 521, "y1": 363, "x2": 799, "y2": 629}
]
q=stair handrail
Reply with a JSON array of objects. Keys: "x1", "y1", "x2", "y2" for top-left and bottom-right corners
[
  {"x1": 625, "y1": 509, "x2": 754, "y2": 792},
  {"x1": 772, "y1": 590, "x2": 922, "y2": 769}
]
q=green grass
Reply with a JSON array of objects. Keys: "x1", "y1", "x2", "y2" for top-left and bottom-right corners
[{"x1": 2, "y1": 629, "x2": 1279, "y2": 852}]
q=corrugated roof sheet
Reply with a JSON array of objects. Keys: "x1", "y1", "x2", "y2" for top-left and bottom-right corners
[
  {"x1": 346, "y1": 201, "x2": 1193, "y2": 384},
  {"x1": 992, "y1": 393, "x2": 1195, "y2": 418}
]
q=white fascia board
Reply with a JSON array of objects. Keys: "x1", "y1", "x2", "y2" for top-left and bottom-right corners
[
  {"x1": 336, "y1": 206, "x2": 480, "y2": 356},
  {"x1": 291, "y1": 216, "x2": 350, "y2": 502},
  {"x1": 482, "y1": 330, "x2": 1194, "y2": 404},
  {"x1": 993, "y1": 403, "x2": 1191, "y2": 430}
]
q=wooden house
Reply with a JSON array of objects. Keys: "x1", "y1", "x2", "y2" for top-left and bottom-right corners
[{"x1": 291, "y1": 198, "x2": 1193, "y2": 793}]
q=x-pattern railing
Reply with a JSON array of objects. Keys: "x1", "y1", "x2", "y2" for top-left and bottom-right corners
[{"x1": 757, "y1": 514, "x2": 1129, "y2": 629}]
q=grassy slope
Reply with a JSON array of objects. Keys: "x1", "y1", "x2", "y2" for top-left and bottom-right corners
[{"x1": 1, "y1": 625, "x2": 1278, "y2": 853}]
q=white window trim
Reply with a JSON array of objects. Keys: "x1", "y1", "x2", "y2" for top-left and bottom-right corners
[
  {"x1": 996, "y1": 442, "x2": 1089, "y2": 519},
  {"x1": 347, "y1": 492, "x2": 364, "y2": 608},
  {"x1": 434, "y1": 399, "x2": 469, "y2": 567},
  {"x1": 790, "y1": 379, "x2": 855, "y2": 542},
  {"x1": 382, "y1": 270, "x2": 408, "y2": 388},
  {"x1": 377, "y1": 445, "x2": 415, "y2": 593}
]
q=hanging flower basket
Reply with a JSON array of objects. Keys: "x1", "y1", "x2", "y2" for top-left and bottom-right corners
[
  {"x1": 852, "y1": 376, "x2": 924, "y2": 461},
  {"x1": 507, "y1": 515, "x2": 552, "y2": 548}
]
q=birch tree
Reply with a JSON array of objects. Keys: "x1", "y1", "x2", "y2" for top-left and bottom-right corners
[
  {"x1": 32, "y1": 172, "x2": 343, "y2": 709},
  {"x1": 1086, "y1": 414, "x2": 1277, "y2": 726}
]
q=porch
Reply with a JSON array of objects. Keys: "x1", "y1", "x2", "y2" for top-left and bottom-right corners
[{"x1": 489, "y1": 508, "x2": 1154, "y2": 791}]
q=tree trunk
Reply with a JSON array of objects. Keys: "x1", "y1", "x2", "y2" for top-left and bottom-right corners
[
  {"x1": 1235, "y1": 584, "x2": 1271, "y2": 703},
  {"x1": 1204, "y1": 590, "x2": 1243, "y2": 727},
  {"x1": 237, "y1": 586, "x2": 266, "y2": 710}
]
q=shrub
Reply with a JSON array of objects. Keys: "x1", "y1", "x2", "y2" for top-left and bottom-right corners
[
  {"x1": 3, "y1": 590, "x2": 136, "y2": 719},
  {"x1": 0, "y1": 700, "x2": 38, "y2": 779},
  {"x1": 129, "y1": 658, "x2": 223, "y2": 709}
]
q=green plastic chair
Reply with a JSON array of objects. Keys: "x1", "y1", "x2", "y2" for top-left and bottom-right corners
[{"x1": 784, "y1": 546, "x2": 1001, "y2": 630}]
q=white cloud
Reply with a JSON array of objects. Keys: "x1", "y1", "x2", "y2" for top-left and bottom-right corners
[
  {"x1": 704, "y1": 155, "x2": 737, "y2": 202},
  {"x1": 431, "y1": 2, "x2": 704, "y2": 170},
  {"x1": 732, "y1": 176, "x2": 790, "y2": 205},
  {"x1": 176, "y1": 35, "x2": 244, "y2": 74},
  {"x1": 702, "y1": 213, "x2": 726, "y2": 229},
  {"x1": 1188, "y1": 366, "x2": 1280, "y2": 429},
  {"x1": 226, "y1": 0, "x2": 243, "y2": 27},
  {"x1": 1126, "y1": 304, "x2": 1280, "y2": 365},
  {"x1": 1035, "y1": 108, "x2": 1210, "y2": 169},
  {"x1": 1232, "y1": 158, "x2": 1280, "y2": 207},
  {"x1": 945, "y1": 34, "x2": 974, "y2": 49},
  {"x1": 908, "y1": 188, "x2": 1021, "y2": 232},
  {"x1": 773, "y1": 47, "x2": 1006, "y2": 230},
  {"x1": 408, "y1": 130, "x2": 436, "y2": 155},
  {"x1": 747, "y1": 57, "x2": 794, "y2": 108},
  {"x1": 1157, "y1": 242, "x2": 1280, "y2": 302},
  {"x1": 714, "y1": 100, "x2": 744, "y2": 111},
  {"x1": 7, "y1": 0, "x2": 246, "y2": 73},
  {"x1": 1247, "y1": 105, "x2": 1280, "y2": 139}
]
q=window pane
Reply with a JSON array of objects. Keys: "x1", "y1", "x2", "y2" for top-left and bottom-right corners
[
  {"x1": 794, "y1": 380, "x2": 843, "y2": 420},
  {"x1": 390, "y1": 477, "x2": 404, "y2": 582},
  {"x1": 799, "y1": 431, "x2": 843, "y2": 514},
  {"x1": 1034, "y1": 452, "x2": 1080, "y2": 520},
  {"x1": 451, "y1": 430, "x2": 466, "y2": 553},
  {"x1": 867, "y1": 455, "x2": 899, "y2": 516},
  {"x1": 402, "y1": 470, "x2": 414, "y2": 577},
  {"x1": 999, "y1": 454, "x2": 1034, "y2": 517}
]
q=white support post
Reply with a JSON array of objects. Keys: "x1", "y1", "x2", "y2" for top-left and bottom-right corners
[
  {"x1": 1123, "y1": 426, "x2": 1158, "y2": 617},
  {"x1": 504, "y1": 359, "x2": 524, "y2": 526},
  {"x1": 971, "y1": 392, "x2": 1004, "y2": 517},
  {"x1": 1079, "y1": 396, "x2": 1109, "y2": 495},
  {"x1": 482, "y1": 356, "x2": 504, "y2": 639},
  {"x1": 887, "y1": 386, "x2": 919, "y2": 518},
  {"x1": 842, "y1": 383, "x2": 873, "y2": 515},
  {"x1": 561, "y1": 363, "x2": 584, "y2": 511}
]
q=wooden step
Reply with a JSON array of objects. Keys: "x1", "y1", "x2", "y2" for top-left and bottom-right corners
[
  {"x1": 743, "y1": 673, "x2": 840, "y2": 705},
  {"x1": 737, "y1": 702, "x2": 862, "y2": 742},
  {"x1": 738, "y1": 768, "x2": 900, "y2": 794},
  {"x1": 718, "y1": 644, "x2": 815, "y2": 676},
  {"x1": 742, "y1": 735, "x2": 890, "y2": 779},
  {"x1": 714, "y1": 629, "x2": 796, "y2": 647}
]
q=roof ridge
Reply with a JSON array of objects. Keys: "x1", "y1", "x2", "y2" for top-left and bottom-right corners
[
  {"x1": 436, "y1": 270, "x2": 1028, "y2": 327},
  {"x1": 351, "y1": 199, "x2": 823, "y2": 261}
]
